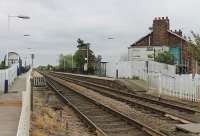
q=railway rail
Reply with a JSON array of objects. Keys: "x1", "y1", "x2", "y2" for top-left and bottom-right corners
[
  {"x1": 54, "y1": 72, "x2": 200, "y2": 108},
  {"x1": 39, "y1": 71, "x2": 200, "y2": 135},
  {"x1": 45, "y1": 72, "x2": 200, "y2": 124},
  {"x1": 45, "y1": 75, "x2": 167, "y2": 136}
]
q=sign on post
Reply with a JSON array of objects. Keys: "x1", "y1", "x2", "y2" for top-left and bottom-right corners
[{"x1": 84, "y1": 63, "x2": 88, "y2": 71}]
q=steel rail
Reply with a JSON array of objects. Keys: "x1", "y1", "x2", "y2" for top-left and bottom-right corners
[
  {"x1": 46, "y1": 79, "x2": 107, "y2": 136},
  {"x1": 50, "y1": 72, "x2": 200, "y2": 114},
  {"x1": 54, "y1": 72, "x2": 199, "y2": 108},
  {"x1": 45, "y1": 72, "x2": 200, "y2": 124},
  {"x1": 44, "y1": 74, "x2": 167, "y2": 136}
]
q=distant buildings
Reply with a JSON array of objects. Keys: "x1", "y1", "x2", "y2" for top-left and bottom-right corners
[{"x1": 128, "y1": 17, "x2": 190, "y2": 73}]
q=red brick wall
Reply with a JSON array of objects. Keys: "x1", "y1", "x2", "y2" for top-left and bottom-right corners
[
  {"x1": 135, "y1": 35, "x2": 152, "y2": 47},
  {"x1": 168, "y1": 34, "x2": 182, "y2": 48},
  {"x1": 182, "y1": 41, "x2": 189, "y2": 62},
  {"x1": 132, "y1": 17, "x2": 192, "y2": 73}
]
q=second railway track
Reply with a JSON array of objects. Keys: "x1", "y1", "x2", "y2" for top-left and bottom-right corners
[
  {"x1": 46, "y1": 72, "x2": 200, "y2": 123},
  {"x1": 40, "y1": 71, "x2": 200, "y2": 136},
  {"x1": 45, "y1": 75, "x2": 166, "y2": 136}
]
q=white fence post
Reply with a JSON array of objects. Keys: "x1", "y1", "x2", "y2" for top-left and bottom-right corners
[
  {"x1": 158, "y1": 73, "x2": 162, "y2": 97},
  {"x1": 105, "y1": 60, "x2": 200, "y2": 102}
]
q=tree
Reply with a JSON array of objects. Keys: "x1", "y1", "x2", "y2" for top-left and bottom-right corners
[
  {"x1": 155, "y1": 51, "x2": 175, "y2": 65},
  {"x1": 37, "y1": 64, "x2": 54, "y2": 71},
  {"x1": 188, "y1": 31, "x2": 200, "y2": 63},
  {"x1": 0, "y1": 60, "x2": 7, "y2": 69},
  {"x1": 58, "y1": 54, "x2": 73, "y2": 71},
  {"x1": 74, "y1": 38, "x2": 96, "y2": 73},
  {"x1": 96, "y1": 55, "x2": 102, "y2": 63},
  {"x1": 77, "y1": 38, "x2": 90, "y2": 48},
  {"x1": 188, "y1": 31, "x2": 200, "y2": 74}
]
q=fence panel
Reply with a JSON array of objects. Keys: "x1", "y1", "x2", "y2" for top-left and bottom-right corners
[
  {"x1": 0, "y1": 64, "x2": 18, "y2": 92},
  {"x1": 149, "y1": 73, "x2": 200, "y2": 102},
  {"x1": 106, "y1": 60, "x2": 200, "y2": 102}
]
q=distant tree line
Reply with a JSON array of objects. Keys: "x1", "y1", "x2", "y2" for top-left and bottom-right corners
[{"x1": 57, "y1": 38, "x2": 97, "y2": 74}]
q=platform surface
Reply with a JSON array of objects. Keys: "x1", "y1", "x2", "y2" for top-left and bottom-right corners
[
  {"x1": 56, "y1": 72, "x2": 115, "y2": 81},
  {"x1": 0, "y1": 73, "x2": 27, "y2": 136},
  {"x1": 118, "y1": 79, "x2": 148, "y2": 92},
  {"x1": 176, "y1": 123, "x2": 200, "y2": 134}
]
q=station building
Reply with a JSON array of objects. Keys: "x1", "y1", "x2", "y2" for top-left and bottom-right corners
[{"x1": 128, "y1": 17, "x2": 191, "y2": 73}]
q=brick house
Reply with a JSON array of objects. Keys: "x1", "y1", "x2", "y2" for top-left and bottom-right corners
[{"x1": 128, "y1": 17, "x2": 191, "y2": 73}]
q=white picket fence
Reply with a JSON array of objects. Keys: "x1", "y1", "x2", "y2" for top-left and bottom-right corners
[
  {"x1": 0, "y1": 64, "x2": 18, "y2": 91},
  {"x1": 149, "y1": 73, "x2": 200, "y2": 102},
  {"x1": 33, "y1": 77, "x2": 46, "y2": 87},
  {"x1": 17, "y1": 69, "x2": 32, "y2": 136},
  {"x1": 106, "y1": 60, "x2": 200, "y2": 102}
]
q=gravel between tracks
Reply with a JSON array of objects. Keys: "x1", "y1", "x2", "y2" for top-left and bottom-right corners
[
  {"x1": 31, "y1": 87, "x2": 95, "y2": 136},
  {"x1": 49, "y1": 76, "x2": 172, "y2": 132}
]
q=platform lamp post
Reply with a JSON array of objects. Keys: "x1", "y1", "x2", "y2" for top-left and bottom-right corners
[
  {"x1": 4, "y1": 15, "x2": 30, "y2": 94},
  {"x1": 7, "y1": 15, "x2": 31, "y2": 67},
  {"x1": 24, "y1": 36, "x2": 31, "y2": 69},
  {"x1": 8, "y1": 15, "x2": 31, "y2": 32}
]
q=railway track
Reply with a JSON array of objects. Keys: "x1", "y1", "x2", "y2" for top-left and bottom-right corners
[
  {"x1": 45, "y1": 72, "x2": 200, "y2": 124},
  {"x1": 54, "y1": 72, "x2": 199, "y2": 108},
  {"x1": 45, "y1": 75, "x2": 167, "y2": 136},
  {"x1": 54, "y1": 72, "x2": 128, "y2": 90}
]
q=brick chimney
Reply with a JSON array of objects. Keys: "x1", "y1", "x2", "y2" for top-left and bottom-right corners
[{"x1": 152, "y1": 17, "x2": 170, "y2": 46}]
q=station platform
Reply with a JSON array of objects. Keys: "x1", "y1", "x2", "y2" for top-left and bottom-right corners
[
  {"x1": 55, "y1": 72, "x2": 147, "y2": 92},
  {"x1": 55, "y1": 72, "x2": 115, "y2": 81},
  {"x1": 0, "y1": 73, "x2": 27, "y2": 136},
  {"x1": 176, "y1": 123, "x2": 200, "y2": 134}
]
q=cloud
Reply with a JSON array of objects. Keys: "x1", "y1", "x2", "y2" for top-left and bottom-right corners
[{"x1": 0, "y1": 0, "x2": 200, "y2": 66}]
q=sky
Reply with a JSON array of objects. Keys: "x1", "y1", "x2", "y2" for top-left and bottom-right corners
[{"x1": 0, "y1": 0, "x2": 200, "y2": 66}]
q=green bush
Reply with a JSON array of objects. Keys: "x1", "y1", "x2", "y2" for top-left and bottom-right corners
[{"x1": 131, "y1": 76, "x2": 140, "y2": 80}]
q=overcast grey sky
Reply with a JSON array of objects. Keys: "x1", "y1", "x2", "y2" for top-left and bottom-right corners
[{"x1": 0, "y1": 0, "x2": 200, "y2": 66}]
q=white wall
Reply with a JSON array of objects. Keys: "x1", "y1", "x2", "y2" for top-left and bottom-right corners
[
  {"x1": 0, "y1": 64, "x2": 18, "y2": 91},
  {"x1": 128, "y1": 46, "x2": 169, "y2": 61},
  {"x1": 106, "y1": 60, "x2": 176, "y2": 79}
]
